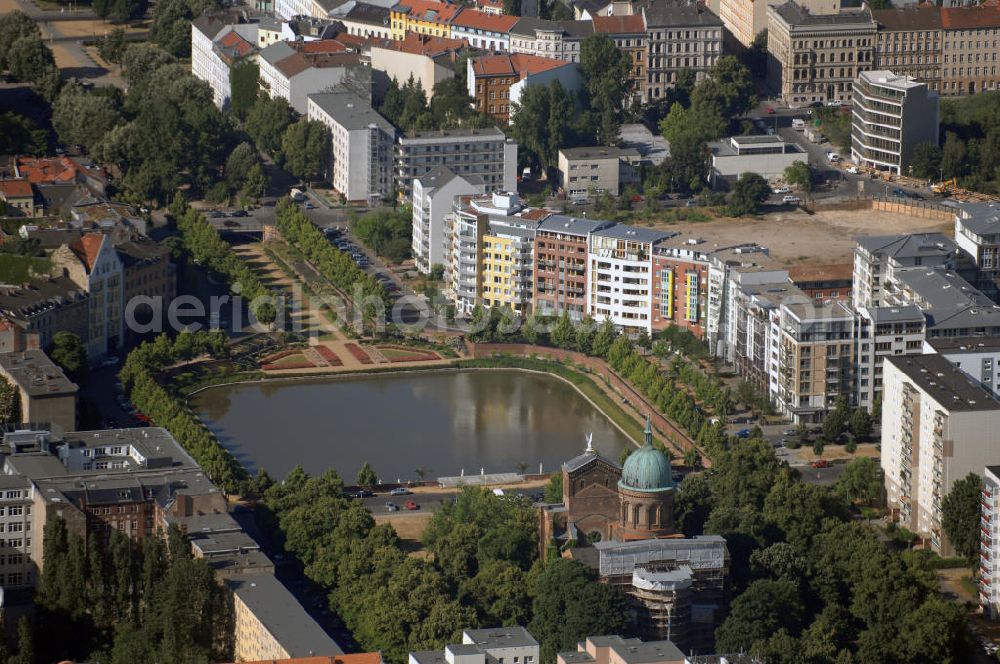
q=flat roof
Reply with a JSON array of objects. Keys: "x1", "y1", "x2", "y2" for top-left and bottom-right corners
[
  {"x1": 227, "y1": 574, "x2": 343, "y2": 658},
  {"x1": 643, "y1": 3, "x2": 722, "y2": 27},
  {"x1": 865, "y1": 304, "x2": 925, "y2": 324},
  {"x1": 464, "y1": 626, "x2": 539, "y2": 649},
  {"x1": 592, "y1": 225, "x2": 675, "y2": 244},
  {"x1": 559, "y1": 146, "x2": 640, "y2": 160},
  {"x1": 308, "y1": 92, "x2": 393, "y2": 132},
  {"x1": 771, "y1": 1, "x2": 874, "y2": 27},
  {"x1": 0, "y1": 349, "x2": 77, "y2": 397},
  {"x1": 886, "y1": 353, "x2": 1000, "y2": 411},
  {"x1": 398, "y1": 127, "x2": 508, "y2": 143},
  {"x1": 610, "y1": 640, "x2": 685, "y2": 664},
  {"x1": 410, "y1": 651, "x2": 446, "y2": 664},
  {"x1": 537, "y1": 215, "x2": 615, "y2": 237},
  {"x1": 783, "y1": 299, "x2": 854, "y2": 322},
  {"x1": 859, "y1": 70, "x2": 924, "y2": 90},
  {"x1": 927, "y1": 337, "x2": 1000, "y2": 354}
]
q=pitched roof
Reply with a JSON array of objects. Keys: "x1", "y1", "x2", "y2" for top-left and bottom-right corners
[
  {"x1": 0, "y1": 179, "x2": 33, "y2": 199},
  {"x1": 592, "y1": 14, "x2": 646, "y2": 34},
  {"x1": 68, "y1": 233, "x2": 105, "y2": 272},
  {"x1": 389, "y1": 32, "x2": 466, "y2": 55},
  {"x1": 14, "y1": 156, "x2": 88, "y2": 185},
  {"x1": 873, "y1": 6, "x2": 941, "y2": 31},
  {"x1": 941, "y1": 5, "x2": 1000, "y2": 29},
  {"x1": 393, "y1": 0, "x2": 463, "y2": 23},
  {"x1": 471, "y1": 53, "x2": 571, "y2": 77},
  {"x1": 451, "y1": 8, "x2": 519, "y2": 31},
  {"x1": 299, "y1": 39, "x2": 348, "y2": 53},
  {"x1": 274, "y1": 51, "x2": 361, "y2": 77}
]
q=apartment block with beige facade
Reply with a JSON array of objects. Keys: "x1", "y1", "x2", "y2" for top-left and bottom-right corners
[
  {"x1": 642, "y1": 3, "x2": 723, "y2": 103},
  {"x1": 940, "y1": 5, "x2": 1000, "y2": 96},
  {"x1": 767, "y1": 1, "x2": 876, "y2": 106},
  {"x1": 881, "y1": 353, "x2": 1000, "y2": 554},
  {"x1": 0, "y1": 350, "x2": 77, "y2": 430},
  {"x1": 229, "y1": 573, "x2": 343, "y2": 661},
  {"x1": 873, "y1": 7, "x2": 943, "y2": 92},
  {"x1": 720, "y1": 0, "x2": 837, "y2": 50},
  {"x1": 776, "y1": 300, "x2": 856, "y2": 423}
]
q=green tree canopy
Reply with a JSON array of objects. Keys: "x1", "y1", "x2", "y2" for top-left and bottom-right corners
[
  {"x1": 784, "y1": 160, "x2": 813, "y2": 193},
  {"x1": 941, "y1": 472, "x2": 983, "y2": 561},
  {"x1": 246, "y1": 94, "x2": 296, "y2": 156},
  {"x1": 49, "y1": 331, "x2": 88, "y2": 384},
  {"x1": 229, "y1": 59, "x2": 259, "y2": 121},
  {"x1": 727, "y1": 172, "x2": 770, "y2": 216},
  {"x1": 281, "y1": 119, "x2": 330, "y2": 182},
  {"x1": 579, "y1": 33, "x2": 632, "y2": 145}
]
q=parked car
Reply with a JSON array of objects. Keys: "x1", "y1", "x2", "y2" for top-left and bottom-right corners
[
  {"x1": 782, "y1": 428, "x2": 798, "y2": 436},
  {"x1": 101, "y1": 356, "x2": 120, "y2": 368},
  {"x1": 765, "y1": 106, "x2": 776, "y2": 114},
  {"x1": 782, "y1": 195, "x2": 802, "y2": 205},
  {"x1": 352, "y1": 489, "x2": 372, "y2": 498},
  {"x1": 231, "y1": 210, "x2": 249, "y2": 217},
  {"x1": 771, "y1": 186, "x2": 790, "y2": 195},
  {"x1": 810, "y1": 459, "x2": 830, "y2": 469},
  {"x1": 404, "y1": 500, "x2": 419, "y2": 510},
  {"x1": 685, "y1": 198, "x2": 699, "y2": 207},
  {"x1": 791, "y1": 118, "x2": 806, "y2": 130},
  {"x1": 826, "y1": 98, "x2": 842, "y2": 106},
  {"x1": 385, "y1": 501, "x2": 398, "y2": 512},
  {"x1": 389, "y1": 487, "x2": 412, "y2": 496},
  {"x1": 208, "y1": 210, "x2": 225, "y2": 218},
  {"x1": 735, "y1": 428, "x2": 752, "y2": 438},
  {"x1": 892, "y1": 187, "x2": 906, "y2": 197}
]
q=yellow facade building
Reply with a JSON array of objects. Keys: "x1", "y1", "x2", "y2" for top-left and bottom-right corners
[
  {"x1": 478, "y1": 224, "x2": 536, "y2": 315},
  {"x1": 390, "y1": 0, "x2": 461, "y2": 39}
]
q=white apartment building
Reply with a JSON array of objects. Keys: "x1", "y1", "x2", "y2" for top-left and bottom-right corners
[
  {"x1": 412, "y1": 167, "x2": 485, "y2": 275},
  {"x1": 851, "y1": 70, "x2": 940, "y2": 175},
  {"x1": 704, "y1": 245, "x2": 773, "y2": 358},
  {"x1": 0, "y1": 477, "x2": 34, "y2": 591},
  {"x1": 855, "y1": 304, "x2": 926, "y2": 411},
  {"x1": 508, "y1": 18, "x2": 594, "y2": 63},
  {"x1": 851, "y1": 233, "x2": 958, "y2": 310},
  {"x1": 882, "y1": 353, "x2": 1000, "y2": 554},
  {"x1": 954, "y1": 203, "x2": 1000, "y2": 299},
  {"x1": 981, "y1": 465, "x2": 1000, "y2": 618},
  {"x1": 259, "y1": 41, "x2": 371, "y2": 114},
  {"x1": 395, "y1": 128, "x2": 518, "y2": 201},
  {"x1": 410, "y1": 627, "x2": 539, "y2": 664},
  {"x1": 587, "y1": 226, "x2": 674, "y2": 334},
  {"x1": 191, "y1": 17, "x2": 259, "y2": 109},
  {"x1": 925, "y1": 337, "x2": 1000, "y2": 399},
  {"x1": 306, "y1": 92, "x2": 395, "y2": 205}
]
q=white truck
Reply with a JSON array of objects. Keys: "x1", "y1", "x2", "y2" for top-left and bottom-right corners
[{"x1": 289, "y1": 188, "x2": 305, "y2": 202}]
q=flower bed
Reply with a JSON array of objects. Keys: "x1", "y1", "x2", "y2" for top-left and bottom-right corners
[
  {"x1": 379, "y1": 345, "x2": 440, "y2": 363},
  {"x1": 315, "y1": 345, "x2": 343, "y2": 365},
  {"x1": 344, "y1": 343, "x2": 373, "y2": 364}
]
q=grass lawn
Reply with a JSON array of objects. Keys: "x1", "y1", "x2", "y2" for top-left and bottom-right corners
[
  {"x1": 270, "y1": 353, "x2": 309, "y2": 367},
  {"x1": 380, "y1": 347, "x2": 439, "y2": 361},
  {"x1": 0, "y1": 254, "x2": 50, "y2": 284}
]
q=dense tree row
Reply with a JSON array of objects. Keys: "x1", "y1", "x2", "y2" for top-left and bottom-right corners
[
  {"x1": 0, "y1": 110, "x2": 48, "y2": 156},
  {"x1": 34, "y1": 519, "x2": 228, "y2": 663},
  {"x1": 173, "y1": 200, "x2": 275, "y2": 322},
  {"x1": 275, "y1": 198, "x2": 389, "y2": 324},
  {"x1": 260, "y1": 472, "x2": 628, "y2": 663},
  {"x1": 121, "y1": 329, "x2": 248, "y2": 492}
]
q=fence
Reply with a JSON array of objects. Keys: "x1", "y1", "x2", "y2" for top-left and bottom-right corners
[{"x1": 806, "y1": 196, "x2": 955, "y2": 221}]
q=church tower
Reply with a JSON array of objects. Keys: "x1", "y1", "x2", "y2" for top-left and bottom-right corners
[{"x1": 616, "y1": 417, "x2": 676, "y2": 540}]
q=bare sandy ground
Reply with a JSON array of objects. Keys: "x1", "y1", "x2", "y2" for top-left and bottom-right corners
[{"x1": 653, "y1": 209, "x2": 952, "y2": 267}]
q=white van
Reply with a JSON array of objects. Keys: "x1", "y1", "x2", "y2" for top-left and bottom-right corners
[
  {"x1": 289, "y1": 188, "x2": 305, "y2": 202},
  {"x1": 521, "y1": 167, "x2": 531, "y2": 180},
  {"x1": 792, "y1": 118, "x2": 806, "y2": 130},
  {"x1": 826, "y1": 151, "x2": 841, "y2": 163}
]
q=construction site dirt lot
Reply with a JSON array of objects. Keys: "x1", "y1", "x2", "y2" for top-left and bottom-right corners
[{"x1": 654, "y1": 208, "x2": 952, "y2": 267}]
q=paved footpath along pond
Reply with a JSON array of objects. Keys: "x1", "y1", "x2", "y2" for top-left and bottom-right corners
[{"x1": 192, "y1": 369, "x2": 632, "y2": 481}]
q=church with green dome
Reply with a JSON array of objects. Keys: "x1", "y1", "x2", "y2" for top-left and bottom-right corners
[{"x1": 539, "y1": 416, "x2": 677, "y2": 547}]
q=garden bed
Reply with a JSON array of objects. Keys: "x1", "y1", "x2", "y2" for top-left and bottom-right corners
[
  {"x1": 314, "y1": 345, "x2": 343, "y2": 365},
  {"x1": 344, "y1": 343, "x2": 373, "y2": 364},
  {"x1": 379, "y1": 345, "x2": 440, "y2": 362}
]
